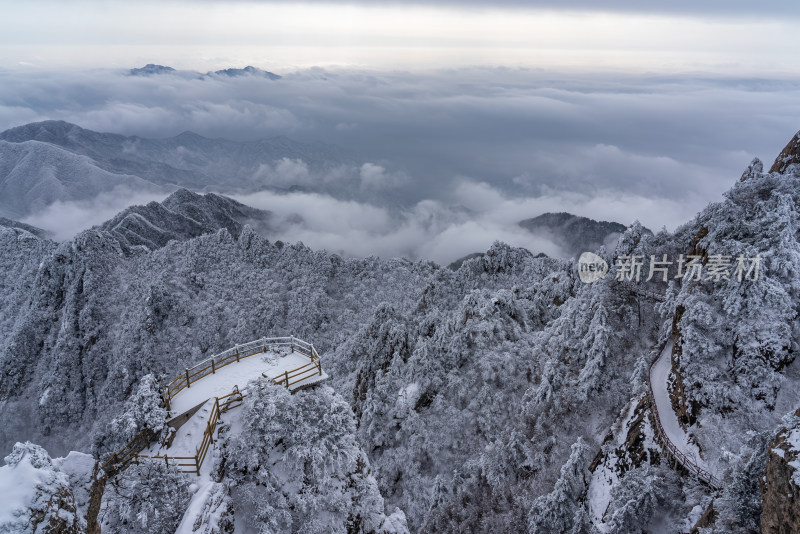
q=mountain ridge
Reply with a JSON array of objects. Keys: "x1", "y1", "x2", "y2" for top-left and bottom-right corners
[
  {"x1": 0, "y1": 120, "x2": 351, "y2": 219},
  {"x1": 0, "y1": 138, "x2": 167, "y2": 219},
  {"x1": 100, "y1": 188, "x2": 272, "y2": 253},
  {"x1": 128, "y1": 63, "x2": 282, "y2": 80},
  {"x1": 519, "y1": 211, "x2": 632, "y2": 258}
]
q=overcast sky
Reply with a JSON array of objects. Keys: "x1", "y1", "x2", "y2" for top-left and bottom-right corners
[
  {"x1": 2, "y1": 1, "x2": 800, "y2": 73},
  {"x1": 2, "y1": 1, "x2": 800, "y2": 261}
]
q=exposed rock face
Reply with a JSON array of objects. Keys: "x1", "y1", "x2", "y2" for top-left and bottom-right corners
[
  {"x1": 760, "y1": 412, "x2": 800, "y2": 534},
  {"x1": 611, "y1": 397, "x2": 660, "y2": 475},
  {"x1": 690, "y1": 499, "x2": 716, "y2": 532},
  {"x1": 669, "y1": 305, "x2": 697, "y2": 430},
  {"x1": 85, "y1": 466, "x2": 106, "y2": 534},
  {"x1": 769, "y1": 131, "x2": 800, "y2": 174}
]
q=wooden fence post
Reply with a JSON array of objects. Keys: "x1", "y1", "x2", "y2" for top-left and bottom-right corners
[
  {"x1": 211, "y1": 359, "x2": 216, "y2": 374},
  {"x1": 290, "y1": 335, "x2": 294, "y2": 352},
  {"x1": 312, "y1": 345, "x2": 321, "y2": 374},
  {"x1": 185, "y1": 368, "x2": 190, "y2": 388},
  {"x1": 235, "y1": 346, "x2": 240, "y2": 362},
  {"x1": 284, "y1": 370, "x2": 289, "y2": 388}
]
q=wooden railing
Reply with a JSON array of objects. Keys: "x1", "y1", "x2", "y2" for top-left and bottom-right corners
[
  {"x1": 647, "y1": 342, "x2": 721, "y2": 490},
  {"x1": 269, "y1": 343, "x2": 322, "y2": 389},
  {"x1": 163, "y1": 336, "x2": 320, "y2": 410},
  {"x1": 132, "y1": 386, "x2": 245, "y2": 475},
  {"x1": 100, "y1": 427, "x2": 157, "y2": 477},
  {"x1": 102, "y1": 335, "x2": 321, "y2": 476}
]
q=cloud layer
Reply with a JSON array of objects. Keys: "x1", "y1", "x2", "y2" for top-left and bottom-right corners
[
  {"x1": 234, "y1": 183, "x2": 706, "y2": 264},
  {"x1": 224, "y1": 0, "x2": 800, "y2": 16},
  {"x1": 3, "y1": 66, "x2": 799, "y2": 262}
]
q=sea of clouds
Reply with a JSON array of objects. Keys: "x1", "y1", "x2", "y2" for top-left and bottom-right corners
[{"x1": 3, "y1": 65, "x2": 800, "y2": 263}]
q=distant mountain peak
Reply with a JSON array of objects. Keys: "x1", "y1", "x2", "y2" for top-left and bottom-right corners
[
  {"x1": 129, "y1": 64, "x2": 176, "y2": 76},
  {"x1": 125, "y1": 64, "x2": 281, "y2": 80},
  {"x1": 172, "y1": 130, "x2": 209, "y2": 142},
  {"x1": 211, "y1": 66, "x2": 281, "y2": 80},
  {"x1": 101, "y1": 188, "x2": 271, "y2": 253},
  {"x1": 0, "y1": 120, "x2": 85, "y2": 143},
  {"x1": 519, "y1": 212, "x2": 631, "y2": 258}
]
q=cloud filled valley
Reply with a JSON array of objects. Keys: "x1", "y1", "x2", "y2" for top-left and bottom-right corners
[{"x1": 2, "y1": 65, "x2": 800, "y2": 263}]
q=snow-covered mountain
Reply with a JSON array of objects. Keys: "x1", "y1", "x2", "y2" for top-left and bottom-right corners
[
  {"x1": 0, "y1": 120, "x2": 350, "y2": 218},
  {"x1": 99, "y1": 189, "x2": 272, "y2": 252},
  {"x1": 0, "y1": 217, "x2": 51, "y2": 239},
  {"x1": 0, "y1": 138, "x2": 166, "y2": 219},
  {"x1": 519, "y1": 212, "x2": 631, "y2": 258},
  {"x1": 211, "y1": 66, "x2": 282, "y2": 80},
  {"x1": 1, "y1": 131, "x2": 800, "y2": 533},
  {"x1": 128, "y1": 64, "x2": 178, "y2": 76},
  {"x1": 128, "y1": 63, "x2": 282, "y2": 80}
]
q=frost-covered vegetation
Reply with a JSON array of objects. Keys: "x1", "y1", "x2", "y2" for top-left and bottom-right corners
[
  {"x1": 1, "y1": 135, "x2": 800, "y2": 532},
  {"x1": 100, "y1": 460, "x2": 191, "y2": 534},
  {"x1": 221, "y1": 384, "x2": 408, "y2": 533}
]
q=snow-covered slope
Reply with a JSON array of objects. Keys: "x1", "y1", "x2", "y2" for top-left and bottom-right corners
[
  {"x1": 99, "y1": 188, "x2": 272, "y2": 252},
  {"x1": 0, "y1": 217, "x2": 51, "y2": 239},
  {"x1": 0, "y1": 120, "x2": 350, "y2": 219},
  {"x1": 1, "y1": 131, "x2": 800, "y2": 533},
  {"x1": 0, "y1": 139, "x2": 165, "y2": 219}
]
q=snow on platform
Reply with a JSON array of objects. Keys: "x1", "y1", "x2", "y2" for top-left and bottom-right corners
[
  {"x1": 650, "y1": 341, "x2": 712, "y2": 473},
  {"x1": 168, "y1": 350, "x2": 326, "y2": 416},
  {"x1": 137, "y1": 347, "x2": 327, "y2": 488},
  {"x1": 173, "y1": 409, "x2": 246, "y2": 534},
  {"x1": 147, "y1": 398, "x2": 217, "y2": 458}
]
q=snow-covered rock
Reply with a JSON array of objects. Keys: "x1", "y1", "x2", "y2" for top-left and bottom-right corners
[{"x1": 0, "y1": 442, "x2": 95, "y2": 534}]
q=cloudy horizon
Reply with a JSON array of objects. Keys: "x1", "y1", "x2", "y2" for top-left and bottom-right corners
[
  {"x1": 3, "y1": 0, "x2": 800, "y2": 72},
  {"x1": 1, "y1": 1, "x2": 799, "y2": 263}
]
